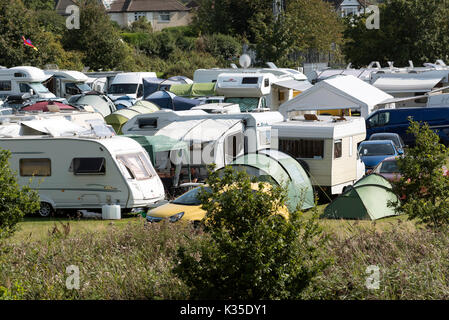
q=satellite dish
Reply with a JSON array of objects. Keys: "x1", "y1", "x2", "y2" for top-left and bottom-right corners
[{"x1": 239, "y1": 54, "x2": 251, "y2": 69}]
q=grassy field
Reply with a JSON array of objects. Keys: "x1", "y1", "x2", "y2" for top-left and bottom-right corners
[
  {"x1": 10, "y1": 204, "x2": 418, "y2": 243},
  {"x1": 3, "y1": 204, "x2": 440, "y2": 300}
]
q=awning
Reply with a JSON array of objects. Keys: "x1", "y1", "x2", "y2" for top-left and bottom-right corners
[
  {"x1": 372, "y1": 77, "x2": 444, "y2": 93},
  {"x1": 273, "y1": 79, "x2": 313, "y2": 92}
]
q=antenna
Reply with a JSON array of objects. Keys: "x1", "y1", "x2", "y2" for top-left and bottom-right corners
[{"x1": 239, "y1": 54, "x2": 252, "y2": 69}]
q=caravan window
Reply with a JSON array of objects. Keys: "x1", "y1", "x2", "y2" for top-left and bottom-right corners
[
  {"x1": 117, "y1": 153, "x2": 155, "y2": 180},
  {"x1": 242, "y1": 77, "x2": 259, "y2": 84},
  {"x1": 334, "y1": 140, "x2": 342, "y2": 159},
  {"x1": 279, "y1": 139, "x2": 324, "y2": 159},
  {"x1": 138, "y1": 118, "x2": 157, "y2": 128},
  {"x1": 71, "y1": 158, "x2": 106, "y2": 175},
  {"x1": 20, "y1": 158, "x2": 51, "y2": 176},
  {"x1": 0, "y1": 81, "x2": 11, "y2": 91}
]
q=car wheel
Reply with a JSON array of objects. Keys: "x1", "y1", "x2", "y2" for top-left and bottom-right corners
[{"x1": 39, "y1": 202, "x2": 53, "y2": 218}]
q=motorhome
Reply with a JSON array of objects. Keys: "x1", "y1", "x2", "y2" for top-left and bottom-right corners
[
  {"x1": 43, "y1": 70, "x2": 91, "y2": 99},
  {"x1": 215, "y1": 73, "x2": 309, "y2": 111},
  {"x1": 271, "y1": 115, "x2": 366, "y2": 195},
  {"x1": 193, "y1": 67, "x2": 309, "y2": 83},
  {"x1": 194, "y1": 67, "x2": 312, "y2": 111},
  {"x1": 0, "y1": 66, "x2": 56, "y2": 100},
  {"x1": 0, "y1": 118, "x2": 165, "y2": 216},
  {"x1": 107, "y1": 72, "x2": 157, "y2": 101}
]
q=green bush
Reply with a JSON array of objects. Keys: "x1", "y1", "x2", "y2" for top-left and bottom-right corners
[
  {"x1": 174, "y1": 167, "x2": 328, "y2": 299},
  {"x1": 0, "y1": 149, "x2": 40, "y2": 240},
  {"x1": 201, "y1": 33, "x2": 242, "y2": 62},
  {"x1": 391, "y1": 120, "x2": 449, "y2": 228}
]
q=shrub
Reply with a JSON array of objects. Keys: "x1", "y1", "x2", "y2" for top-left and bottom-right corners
[
  {"x1": 174, "y1": 167, "x2": 328, "y2": 299},
  {"x1": 0, "y1": 149, "x2": 40, "y2": 240},
  {"x1": 201, "y1": 33, "x2": 242, "y2": 62},
  {"x1": 391, "y1": 120, "x2": 449, "y2": 228}
]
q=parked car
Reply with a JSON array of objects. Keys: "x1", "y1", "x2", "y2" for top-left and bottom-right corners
[
  {"x1": 369, "y1": 133, "x2": 405, "y2": 154},
  {"x1": 372, "y1": 156, "x2": 401, "y2": 182},
  {"x1": 358, "y1": 140, "x2": 402, "y2": 172},
  {"x1": 146, "y1": 183, "x2": 289, "y2": 223}
]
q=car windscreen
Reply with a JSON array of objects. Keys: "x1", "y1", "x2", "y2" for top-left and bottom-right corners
[
  {"x1": 109, "y1": 84, "x2": 138, "y2": 95},
  {"x1": 172, "y1": 187, "x2": 212, "y2": 205},
  {"x1": 224, "y1": 97, "x2": 259, "y2": 112},
  {"x1": 359, "y1": 143, "x2": 395, "y2": 156},
  {"x1": 379, "y1": 160, "x2": 399, "y2": 173},
  {"x1": 29, "y1": 82, "x2": 50, "y2": 93},
  {"x1": 370, "y1": 135, "x2": 400, "y2": 147}
]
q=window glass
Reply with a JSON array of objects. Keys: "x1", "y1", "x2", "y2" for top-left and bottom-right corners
[
  {"x1": 20, "y1": 158, "x2": 51, "y2": 176},
  {"x1": 378, "y1": 112, "x2": 390, "y2": 126},
  {"x1": 117, "y1": 153, "x2": 155, "y2": 180},
  {"x1": 279, "y1": 139, "x2": 324, "y2": 159},
  {"x1": 358, "y1": 143, "x2": 395, "y2": 156},
  {"x1": 109, "y1": 84, "x2": 138, "y2": 95},
  {"x1": 0, "y1": 81, "x2": 12, "y2": 91},
  {"x1": 71, "y1": 157, "x2": 106, "y2": 175},
  {"x1": 379, "y1": 160, "x2": 399, "y2": 173},
  {"x1": 20, "y1": 83, "x2": 31, "y2": 93},
  {"x1": 172, "y1": 187, "x2": 212, "y2": 205},
  {"x1": 159, "y1": 12, "x2": 171, "y2": 21},
  {"x1": 334, "y1": 140, "x2": 342, "y2": 159}
]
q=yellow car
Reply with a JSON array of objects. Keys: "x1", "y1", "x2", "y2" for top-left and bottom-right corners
[{"x1": 146, "y1": 183, "x2": 288, "y2": 223}]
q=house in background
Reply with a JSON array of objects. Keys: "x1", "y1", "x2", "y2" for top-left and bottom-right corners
[
  {"x1": 107, "y1": 0, "x2": 192, "y2": 31},
  {"x1": 324, "y1": 0, "x2": 372, "y2": 17}
]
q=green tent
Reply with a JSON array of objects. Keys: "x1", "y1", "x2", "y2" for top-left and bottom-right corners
[
  {"x1": 322, "y1": 174, "x2": 400, "y2": 220},
  {"x1": 226, "y1": 151, "x2": 315, "y2": 212},
  {"x1": 105, "y1": 102, "x2": 159, "y2": 134},
  {"x1": 124, "y1": 134, "x2": 189, "y2": 166},
  {"x1": 169, "y1": 83, "x2": 216, "y2": 97}
]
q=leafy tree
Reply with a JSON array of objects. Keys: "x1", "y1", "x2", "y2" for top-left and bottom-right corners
[
  {"x1": 391, "y1": 120, "x2": 449, "y2": 228},
  {"x1": 63, "y1": 0, "x2": 135, "y2": 71},
  {"x1": 201, "y1": 33, "x2": 242, "y2": 62},
  {"x1": 129, "y1": 17, "x2": 153, "y2": 34},
  {"x1": 194, "y1": 0, "x2": 342, "y2": 66},
  {"x1": 0, "y1": 149, "x2": 40, "y2": 240},
  {"x1": 343, "y1": 0, "x2": 449, "y2": 67},
  {"x1": 174, "y1": 167, "x2": 328, "y2": 299},
  {"x1": 22, "y1": 0, "x2": 54, "y2": 10}
]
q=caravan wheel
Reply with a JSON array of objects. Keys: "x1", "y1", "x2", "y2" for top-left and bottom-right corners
[{"x1": 39, "y1": 202, "x2": 54, "y2": 217}]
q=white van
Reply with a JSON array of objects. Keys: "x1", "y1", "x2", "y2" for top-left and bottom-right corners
[
  {"x1": 0, "y1": 66, "x2": 56, "y2": 100},
  {"x1": 108, "y1": 72, "x2": 157, "y2": 101}
]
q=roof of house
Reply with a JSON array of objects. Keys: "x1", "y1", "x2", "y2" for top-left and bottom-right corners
[
  {"x1": 55, "y1": 0, "x2": 78, "y2": 15},
  {"x1": 108, "y1": 0, "x2": 190, "y2": 13}
]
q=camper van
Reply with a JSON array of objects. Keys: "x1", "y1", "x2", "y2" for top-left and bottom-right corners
[
  {"x1": 108, "y1": 72, "x2": 157, "y2": 101},
  {"x1": 43, "y1": 70, "x2": 91, "y2": 99},
  {"x1": 271, "y1": 115, "x2": 366, "y2": 195},
  {"x1": 0, "y1": 120, "x2": 165, "y2": 216},
  {"x1": 366, "y1": 107, "x2": 449, "y2": 147},
  {"x1": 193, "y1": 67, "x2": 309, "y2": 83},
  {"x1": 215, "y1": 73, "x2": 301, "y2": 111},
  {"x1": 0, "y1": 66, "x2": 56, "y2": 100}
]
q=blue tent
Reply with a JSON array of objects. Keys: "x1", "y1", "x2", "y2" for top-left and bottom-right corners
[
  {"x1": 144, "y1": 90, "x2": 201, "y2": 111},
  {"x1": 114, "y1": 98, "x2": 134, "y2": 110}
]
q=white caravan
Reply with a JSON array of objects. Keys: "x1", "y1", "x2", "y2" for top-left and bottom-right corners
[
  {"x1": 0, "y1": 120, "x2": 165, "y2": 216},
  {"x1": 108, "y1": 72, "x2": 157, "y2": 101},
  {"x1": 0, "y1": 66, "x2": 56, "y2": 99},
  {"x1": 193, "y1": 67, "x2": 309, "y2": 83},
  {"x1": 43, "y1": 70, "x2": 91, "y2": 99},
  {"x1": 271, "y1": 115, "x2": 366, "y2": 195},
  {"x1": 121, "y1": 109, "x2": 285, "y2": 154}
]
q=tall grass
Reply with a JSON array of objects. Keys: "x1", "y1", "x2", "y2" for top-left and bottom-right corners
[
  {"x1": 2, "y1": 217, "x2": 449, "y2": 299},
  {"x1": 0, "y1": 219, "x2": 200, "y2": 300}
]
